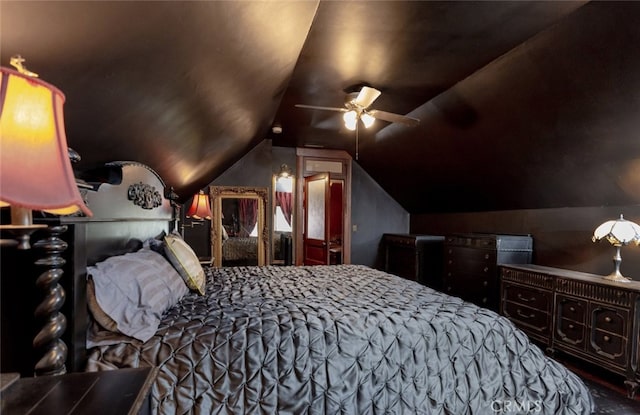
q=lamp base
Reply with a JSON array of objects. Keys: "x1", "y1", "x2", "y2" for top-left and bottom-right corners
[
  {"x1": 0, "y1": 224, "x2": 48, "y2": 249},
  {"x1": 602, "y1": 244, "x2": 632, "y2": 283},
  {"x1": 603, "y1": 271, "x2": 631, "y2": 283}
]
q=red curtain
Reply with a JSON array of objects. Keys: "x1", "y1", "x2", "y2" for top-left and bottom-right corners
[
  {"x1": 239, "y1": 199, "x2": 258, "y2": 236},
  {"x1": 275, "y1": 191, "x2": 293, "y2": 226}
]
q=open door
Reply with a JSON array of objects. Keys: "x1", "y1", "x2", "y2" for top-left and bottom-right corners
[
  {"x1": 295, "y1": 148, "x2": 352, "y2": 265},
  {"x1": 303, "y1": 173, "x2": 330, "y2": 265}
]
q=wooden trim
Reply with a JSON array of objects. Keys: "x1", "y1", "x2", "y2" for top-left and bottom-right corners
[{"x1": 294, "y1": 148, "x2": 351, "y2": 265}]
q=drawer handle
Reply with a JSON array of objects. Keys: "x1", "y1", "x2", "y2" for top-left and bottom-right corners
[
  {"x1": 568, "y1": 324, "x2": 574, "y2": 330},
  {"x1": 569, "y1": 306, "x2": 575, "y2": 312},
  {"x1": 483, "y1": 267, "x2": 489, "y2": 273},
  {"x1": 485, "y1": 254, "x2": 490, "y2": 259},
  {"x1": 517, "y1": 293, "x2": 535, "y2": 302},
  {"x1": 604, "y1": 316, "x2": 612, "y2": 323},
  {"x1": 483, "y1": 280, "x2": 488, "y2": 287},
  {"x1": 603, "y1": 335, "x2": 611, "y2": 342},
  {"x1": 517, "y1": 309, "x2": 535, "y2": 319}
]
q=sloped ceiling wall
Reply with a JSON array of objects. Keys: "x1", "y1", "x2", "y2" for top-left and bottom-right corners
[
  {"x1": 2, "y1": 1, "x2": 639, "y2": 214},
  {"x1": 359, "y1": 2, "x2": 640, "y2": 213},
  {"x1": 0, "y1": 1, "x2": 319, "y2": 197}
]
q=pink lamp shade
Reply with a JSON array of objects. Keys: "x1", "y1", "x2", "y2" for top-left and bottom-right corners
[
  {"x1": 0, "y1": 66, "x2": 92, "y2": 217},
  {"x1": 186, "y1": 191, "x2": 212, "y2": 220}
]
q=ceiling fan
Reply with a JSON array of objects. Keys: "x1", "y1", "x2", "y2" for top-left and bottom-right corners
[{"x1": 295, "y1": 86, "x2": 420, "y2": 159}]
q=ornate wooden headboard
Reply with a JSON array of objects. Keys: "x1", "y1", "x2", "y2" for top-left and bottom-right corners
[{"x1": 0, "y1": 161, "x2": 176, "y2": 375}]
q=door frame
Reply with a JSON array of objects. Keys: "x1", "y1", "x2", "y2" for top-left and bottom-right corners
[
  {"x1": 294, "y1": 148, "x2": 352, "y2": 265},
  {"x1": 303, "y1": 173, "x2": 330, "y2": 265}
]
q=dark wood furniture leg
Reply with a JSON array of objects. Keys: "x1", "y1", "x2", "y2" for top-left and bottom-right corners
[{"x1": 32, "y1": 225, "x2": 68, "y2": 376}]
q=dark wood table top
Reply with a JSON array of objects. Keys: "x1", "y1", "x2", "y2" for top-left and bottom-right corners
[{"x1": 0, "y1": 367, "x2": 157, "y2": 415}]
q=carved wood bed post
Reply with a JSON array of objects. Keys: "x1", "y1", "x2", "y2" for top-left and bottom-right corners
[
  {"x1": 166, "y1": 186, "x2": 181, "y2": 233},
  {"x1": 32, "y1": 225, "x2": 69, "y2": 376}
]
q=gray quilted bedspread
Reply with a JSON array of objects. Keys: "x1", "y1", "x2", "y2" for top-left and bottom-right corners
[{"x1": 86, "y1": 265, "x2": 595, "y2": 414}]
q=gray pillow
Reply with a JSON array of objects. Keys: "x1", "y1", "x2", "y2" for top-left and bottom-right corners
[
  {"x1": 143, "y1": 230, "x2": 167, "y2": 255},
  {"x1": 87, "y1": 248, "x2": 189, "y2": 342}
]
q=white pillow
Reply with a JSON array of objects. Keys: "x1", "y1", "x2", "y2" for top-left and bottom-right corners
[
  {"x1": 164, "y1": 234, "x2": 206, "y2": 295},
  {"x1": 87, "y1": 249, "x2": 189, "y2": 342}
]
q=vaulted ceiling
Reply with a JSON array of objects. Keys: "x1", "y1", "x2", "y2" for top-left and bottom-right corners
[{"x1": 2, "y1": 1, "x2": 640, "y2": 213}]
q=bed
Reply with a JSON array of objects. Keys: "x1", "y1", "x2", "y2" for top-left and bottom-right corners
[
  {"x1": 222, "y1": 236, "x2": 258, "y2": 264},
  {"x1": 59, "y1": 162, "x2": 595, "y2": 414}
]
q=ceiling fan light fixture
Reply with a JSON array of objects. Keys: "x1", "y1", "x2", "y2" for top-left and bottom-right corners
[
  {"x1": 296, "y1": 85, "x2": 420, "y2": 136},
  {"x1": 343, "y1": 110, "x2": 357, "y2": 130},
  {"x1": 361, "y1": 112, "x2": 375, "y2": 128}
]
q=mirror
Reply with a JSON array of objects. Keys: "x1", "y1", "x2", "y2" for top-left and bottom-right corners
[
  {"x1": 272, "y1": 171, "x2": 294, "y2": 265},
  {"x1": 210, "y1": 186, "x2": 268, "y2": 267}
]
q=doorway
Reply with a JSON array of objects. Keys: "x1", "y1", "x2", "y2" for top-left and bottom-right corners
[
  {"x1": 303, "y1": 174, "x2": 345, "y2": 265},
  {"x1": 295, "y1": 148, "x2": 351, "y2": 265}
]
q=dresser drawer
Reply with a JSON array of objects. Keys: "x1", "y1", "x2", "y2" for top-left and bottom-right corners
[
  {"x1": 556, "y1": 295, "x2": 587, "y2": 323},
  {"x1": 445, "y1": 269, "x2": 494, "y2": 285},
  {"x1": 591, "y1": 305, "x2": 627, "y2": 337},
  {"x1": 586, "y1": 303, "x2": 628, "y2": 366},
  {"x1": 445, "y1": 272, "x2": 493, "y2": 305},
  {"x1": 503, "y1": 283, "x2": 551, "y2": 312},
  {"x1": 465, "y1": 290, "x2": 492, "y2": 308},
  {"x1": 556, "y1": 318, "x2": 587, "y2": 348},
  {"x1": 503, "y1": 301, "x2": 550, "y2": 335},
  {"x1": 555, "y1": 295, "x2": 588, "y2": 349},
  {"x1": 589, "y1": 329, "x2": 627, "y2": 366},
  {"x1": 501, "y1": 268, "x2": 554, "y2": 290},
  {"x1": 445, "y1": 235, "x2": 497, "y2": 249},
  {"x1": 445, "y1": 247, "x2": 497, "y2": 266}
]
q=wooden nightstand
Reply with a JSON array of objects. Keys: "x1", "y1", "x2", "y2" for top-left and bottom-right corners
[{"x1": 0, "y1": 367, "x2": 157, "y2": 415}]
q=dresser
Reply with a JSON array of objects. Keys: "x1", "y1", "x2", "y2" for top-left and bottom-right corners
[
  {"x1": 443, "y1": 233, "x2": 532, "y2": 311},
  {"x1": 382, "y1": 234, "x2": 444, "y2": 289},
  {"x1": 500, "y1": 264, "x2": 640, "y2": 398}
]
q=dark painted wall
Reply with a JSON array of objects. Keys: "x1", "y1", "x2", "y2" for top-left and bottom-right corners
[
  {"x1": 351, "y1": 162, "x2": 409, "y2": 267},
  {"x1": 411, "y1": 205, "x2": 640, "y2": 281},
  {"x1": 184, "y1": 141, "x2": 639, "y2": 279},
  {"x1": 182, "y1": 140, "x2": 274, "y2": 260},
  {"x1": 212, "y1": 140, "x2": 274, "y2": 189},
  {"x1": 182, "y1": 141, "x2": 408, "y2": 266}
]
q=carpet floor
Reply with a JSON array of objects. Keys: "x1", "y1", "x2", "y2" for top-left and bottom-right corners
[{"x1": 579, "y1": 375, "x2": 640, "y2": 414}]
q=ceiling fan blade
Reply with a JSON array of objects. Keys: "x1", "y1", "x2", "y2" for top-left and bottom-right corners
[
  {"x1": 354, "y1": 86, "x2": 381, "y2": 109},
  {"x1": 368, "y1": 109, "x2": 420, "y2": 126},
  {"x1": 295, "y1": 104, "x2": 347, "y2": 112}
]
